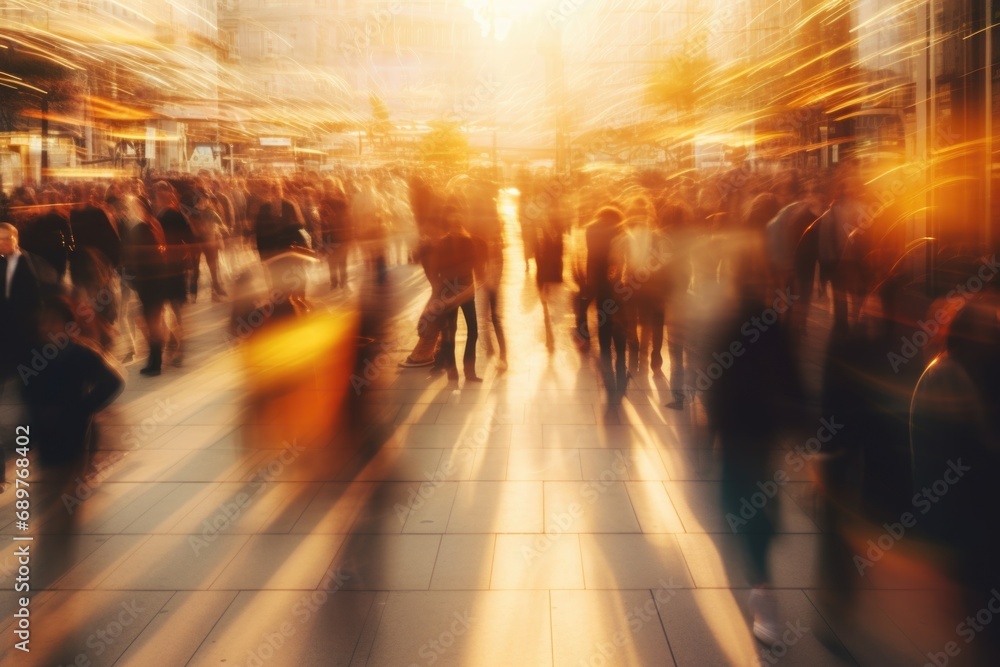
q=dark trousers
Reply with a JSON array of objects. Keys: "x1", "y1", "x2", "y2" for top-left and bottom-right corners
[
  {"x1": 636, "y1": 292, "x2": 665, "y2": 369},
  {"x1": 575, "y1": 286, "x2": 592, "y2": 343},
  {"x1": 137, "y1": 290, "x2": 165, "y2": 370},
  {"x1": 597, "y1": 291, "x2": 627, "y2": 404},
  {"x1": 819, "y1": 259, "x2": 851, "y2": 333},
  {"x1": 721, "y1": 451, "x2": 775, "y2": 586},
  {"x1": 441, "y1": 298, "x2": 478, "y2": 378},
  {"x1": 648, "y1": 308, "x2": 665, "y2": 368}
]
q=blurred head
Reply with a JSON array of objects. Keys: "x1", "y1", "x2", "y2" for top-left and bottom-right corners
[
  {"x1": 269, "y1": 179, "x2": 284, "y2": 202},
  {"x1": 625, "y1": 196, "x2": 654, "y2": 223},
  {"x1": 947, "y1": 292, "x2": 1000, "y2": 368},
  {"x1": 745, "y1": 193, "x2": 781, "y2": 230},
  {"x1": 0, "y1": 222, "x2": 18, "y2": 256},
  {"x1": 593, "y1": 206, "x2": 624, "y2": 227},
  {"x1": 153, "y1": 181, "x2": 178, "y2": 212}
]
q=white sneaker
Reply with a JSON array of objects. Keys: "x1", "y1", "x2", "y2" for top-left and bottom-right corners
[{"x1": 748, "y1": 587, "x2": 782, "y2": 647}]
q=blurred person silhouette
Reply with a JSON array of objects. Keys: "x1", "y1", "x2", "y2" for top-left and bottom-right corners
[
  {"x1": 536, "y1": 181, "x2": 566, "y2": 353},
  {"x1": 689, "y1": 183, "x2": 727, "y2": 300},
  {"x1": 116, "y1": 182, "x2": 149, "y2": 363},
  {"x1": 586, "y1": 206, "x2": 628, "y2": 408},
  {"x1": 319, "y1": 178, "x2": 353, "y2": 289},
  {"x1": 766, "y1": 181, "x2": 823, "y2": 328},
  {"x1": 68, "y1": 184, "x2": 120, "y2": 283},
  {"x1": 704, "y1": 233, "x2": 805, "y2": 647},
  {"x1": 298, "y1": 185, "x2": 322, "y2": 256},
  {"x1": 817, "y1": 176, "x2": 865, "y2": 333},
  {"x1": 153, "y1": 181, "x2": 196, "y2": 369},
  {"x1": 22, "y1": 294, "x2": 125, "y2": 469},
  {"x1": 255, "y1": 179, "x2": 310, "y2": 300},
  {"x1": 813, "y1": 291, "x2": 890, "y2": 635},
  {"x1": 467, "y1": 176, "x2": 507, "y2": 370},
  {"x1": 910, "y1": 289, "x2": 1000, "y2": 595},
  {"x1": 123, "y1": 197, "x2": 168, "y2": 376},
  {"x1": 385, "y1": 173, "x2": 417, "y2": 267},
  {"x1": 19, "y1": 189, "x2": 73, "y2": 283},
  {"x1": 352, "y1": 176, "x2": 389, "y2": 285},
  {"x1": 743, "y1": 192, "x2": 781, "y2": 233},
  {"x1": 23, "y1": 294, "x2": 124, "y2": 588},
  {"x1": 570, "y1": 177, "x2": 604, "y2": 351},
  {"x1": 0, "y1": 223, "x2": 42, "y2": 386},
  {"x1": 658, "y1": 200, "x2": 693, "y2": 408},
  {"x1": 434, "y1": 202, "x2": 481, "y2": 383},
  {"x1": 516, "y1": 168, "x2": 537, "y2": 272},
  {"x1": 620, "y1": 196, "x2": 659, "y2": 373},
  {"x1": 68, "y1": 247, "x2": 120, "y2": 351},
  {"x1": 187, "y1": 184, "x2": 228, "y2": 302},
  {"x1": 398, "y1": 200, "x2": 446, "y2": 370}
]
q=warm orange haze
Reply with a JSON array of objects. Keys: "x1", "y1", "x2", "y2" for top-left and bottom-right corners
[{"x1": 0, "y1": 1, "x2": 999, "y2": 666}]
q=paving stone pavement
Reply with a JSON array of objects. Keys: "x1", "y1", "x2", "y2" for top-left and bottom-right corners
[{"x1": 0, "y1": 214, "x2": 981, "y2": 667}]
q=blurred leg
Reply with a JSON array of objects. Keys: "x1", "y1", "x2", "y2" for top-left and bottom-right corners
[
  {"x1": 205, "y1": 240, "x2": 225, "y2": 295},
  {"x1": 487, "y1": 286, "x2": 507, "y2": 363},
  {"x1": 460, "y1": 298, "x2": 479, "y2": 380},
  {"x1": 441, "y1": 307, "x2": 460, "y2": 380},
  {"x1": 649, "y1": 305, "x2": 665, "y2": 371}
]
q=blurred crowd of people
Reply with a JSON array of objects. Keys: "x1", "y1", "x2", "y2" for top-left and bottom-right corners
[
  {"x1": 512, "y1": 162, "x2": 999, "y2": 655},
  {"x1": 0, "y1": 168, "x2": 418, "y2": 474},
  {"x1": 2, "y1": 158, "x2": 999, "y2": 656},
  {"x1": 511, "y1": 162, "x2": 1000, "y2": 653}
]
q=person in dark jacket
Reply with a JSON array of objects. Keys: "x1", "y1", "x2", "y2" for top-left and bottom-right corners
[
  {"x1": 23, "y1": 294, "x2": 124, "y2": 590},
  {"x1": 434, "y1": 203, "x2": 481, "y2": 383},
  {"x1": 153, "y1": 181, "x2": 194, "y2": 369},
  {"x1": 20, "y1": 191, "x2": 73, "y2": 282},
  {"x1": 22, "y1": 295, "x2": 124, "y2": 470},
  {"x1": 255, "y1": 179, "x2": 310, "y2": 299},
  {"x1": 586, "y1": 206, "x2": 628, "y2": 407},
  {"x1": 535, "y1": 187, "x2": 566, "y2": 353},
  {"x1": 0, "y1": 223, "x2": 42, "y2": 382},
  {"x1": 319, "y1": 179, "x2": 353, "y2": 289},
  {"x1": 68, "y1": 185, "x2": 120, "y2": 281},
  {"x1": 704, "y1": 236, "x2": 805, "y2": 648},
  {"x1": 909, "y1": 291, "x2": 1000, "y2": 593},
  {"x1": 123, "y1": 197, "x2": 169, "y2": 376}
]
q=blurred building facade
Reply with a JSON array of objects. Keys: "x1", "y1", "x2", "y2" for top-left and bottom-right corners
[
  {"x1": 0, "y1": 0, "x2": 223, "y2": 184},
  {"x1": 0, "y1": 0, "x2": 997, "y2": 252},
  {"x1": 219, "y1": 0, "x2": 494, "y2": 164}
]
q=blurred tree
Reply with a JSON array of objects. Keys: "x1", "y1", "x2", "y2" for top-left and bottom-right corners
[
  {"x1": 647, "y1": 46, "x2": 714, "y2": 170},
  {"x1": 647, "y1": 49, "x2": 713, "y2": 117},
  {"x1": 418, "y1": 120, "x2": 468, "y2": 170}
]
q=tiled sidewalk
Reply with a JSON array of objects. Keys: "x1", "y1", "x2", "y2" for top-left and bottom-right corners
[{"x1": 0, "y1": 254, "x2": 981, "y2": 667}]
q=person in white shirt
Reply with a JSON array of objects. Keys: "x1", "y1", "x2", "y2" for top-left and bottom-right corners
[{"x1": 0, "y1": 223, "x2": 42, "y2": 382}]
